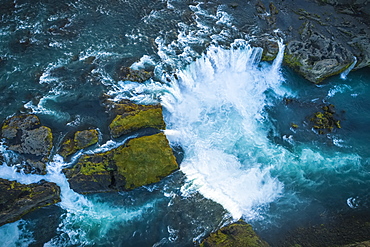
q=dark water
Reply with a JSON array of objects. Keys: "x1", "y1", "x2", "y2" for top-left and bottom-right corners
[{"x1": 0, "y1": 0, "x2": 370, "y2": 246}]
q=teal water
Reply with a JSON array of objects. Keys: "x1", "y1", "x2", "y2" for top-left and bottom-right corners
[{"x1": 0, "y1": 0, "x2": 370, "y2": 246}]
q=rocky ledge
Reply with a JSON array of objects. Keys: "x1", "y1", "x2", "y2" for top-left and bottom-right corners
[
  {"x1": 239, "y1": 0, "x2": 370, "y2": 83},
  {"x1": 0, "y1": 178, "x2": 60, "y2": 227}
]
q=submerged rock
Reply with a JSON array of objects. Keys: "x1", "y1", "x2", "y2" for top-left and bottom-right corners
[
  {"x1": 107, "y1": 100, "x2": 166, "y2": 138},
  {"x1": 309, "y1": 104, "x2": 341, "y2": 134},
  {"x1": 1, "y1": 114, "x2": 53, "y2": 174},
  {"x1": 199, "y1": 220, "x2": 270, "y2": 247},
  {"x1": 59, "y1": 129, "x2": 99, "y2": 158},
  {"x1": 116, "y1": 66, "x2": 153, "y2": 83},
  {"x1": 63, "y1": 132, "x2": 178, "y2": 193},
  {"x1": 0, "y1": 178, "x2": 60, "y2": 227}
]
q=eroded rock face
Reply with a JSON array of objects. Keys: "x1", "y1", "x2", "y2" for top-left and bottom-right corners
[
  {"x1": 199, "y1": 220, "x2": 270, "y2": 247},
  {"x1": 0, "y1": 178, "x2": 61, "y2": 227},
  {"x1": 284, "y1": 21, "x2": 353, "y2": 83},
  {"x1": 63, "y1": 133, "x2": 178, "y2": 193}
]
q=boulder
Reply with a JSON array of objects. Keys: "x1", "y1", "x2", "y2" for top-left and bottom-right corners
[
  {"x1": 199, "y1": 220, "x2": 270, "y2": 247},
  {"x1": 59, "y1": 129, "x2": 99, "y2": 158},
  {"x1": 1, "y1": 114, "x2": 53, "y2": 174},
  {"x1": 107, "y1": 100, "x2": 166, "y2": 138},
  {"x1": 63, "y1": 132, "x2": 178, "y2": 193},
  {"x1": 0, "y1": 178, "x2": 60, "y2": 227}
]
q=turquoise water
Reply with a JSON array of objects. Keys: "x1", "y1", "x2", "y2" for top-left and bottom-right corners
[{"x1": 0, "y1": 0, "x2": 370, "y2": 246}]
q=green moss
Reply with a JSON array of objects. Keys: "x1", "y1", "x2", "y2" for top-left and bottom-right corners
[
  {"x1": 74, "y1": 129, "x2": 99, "y2": 149},
  {"x1": 109, "y1": 108, "x2": 166, "y2": 138},
  {"x1": 283, "y1": 50, "x2": 303, "y2": 70},
  {"x1": 79, "y1": 162, "x2": 107, "y2": 176},
  {"x1": 114, "y1": 133, "x2": 178, "y2": 189},
  {"x1": 44, "y1": 126, "x2": 53, "y2": 152},
  {"x1": 199, "y1": 220, "x2": 270, "y2": 247},
  {"x1": 65, "y1": 132, "x2": 178, "y2": 192},
  {"x1": 309, "y1": 104, "x2": 341, "y2": 134},
  {"x1": 261, "y1": 52, "x2": 276, "y2": 62},
  {"x1": 59, "y1": 129, "x2": 99, "y2": 158},
  {"x1": 291, "y1": 123, "x2": 299, "y2": 129}
]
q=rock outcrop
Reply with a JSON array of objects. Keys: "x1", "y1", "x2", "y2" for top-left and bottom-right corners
[
  {"x1": 107, "y1": 100, "x2": 166, "y2": 138},
  {"x1": 199, "y1": 220, "x2": 270, "y2": 247},
  {"x1": 284, "y1": 21, "x2": 353, "y2": 83},
  {"x1": 246, "y1": 0, "x2": 370, "y2": 83},
  {"x1": 309, "y1": 104, "x2": 342, "y2": 134},
  {"x1": 0, "y1": 178, "x2": 60, "y2": 227},
  {"x1": 63, "y1": 132, "x2": 178, "y2": 193},
  {"x1": 59, "y1": 129, "x2": 99, "y2": 158},
  {"x1": 1, "y1": 114, "x2": 53, "y2": 174}
]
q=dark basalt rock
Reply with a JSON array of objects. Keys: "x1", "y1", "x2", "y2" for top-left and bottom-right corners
[
  {"x1": 1, "y1": 114, "x2": 53, "y2": 174},
  {"x1": 199, "y1": 219, "x2": 270, "y2": 247},
  {"x1": 284, "y1": 21, "x2": 353, "y2": 84},
  {"x1": 0, "y1": 178, "x2": 61, "y2": 227}
]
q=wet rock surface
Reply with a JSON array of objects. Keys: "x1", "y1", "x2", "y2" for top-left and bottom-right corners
[
  {"x1": 309, "y1": 104, "x2": 342, "y2": 134},
  {"x1": 0, "y1": 178, "x2": 61, "y2": 227},
  {"x1": 277, "y1": 210, "x2": 370, "y2": 247}
]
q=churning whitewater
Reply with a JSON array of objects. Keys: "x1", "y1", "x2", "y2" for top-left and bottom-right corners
[{"x1": 161, "y1": 39, "x2": 286, "y2": 219}]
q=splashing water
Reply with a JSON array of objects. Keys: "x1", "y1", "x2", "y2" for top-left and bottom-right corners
[{"x1": 161, "y1": 39, "x2": 287, "y2": 220}]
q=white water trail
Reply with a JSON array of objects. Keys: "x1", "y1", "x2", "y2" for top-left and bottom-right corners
[
  {"x1": 340, "y1": 56, "x2": 357, "y2": 80},
  {"x1": 161, "y1": 39, "x2": 286, "y2": 220},
  {"x1": 0, "y1": 146, "x2": 155, "y2": 246}
]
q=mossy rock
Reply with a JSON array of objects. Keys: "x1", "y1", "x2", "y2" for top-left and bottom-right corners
[
  {"x1": 0, "y1": 178, "x2": 61, "y2": 227},
  {"x1": 1, "y1": 114, "x2": 53, "y2": 157},
  {"x1": 309, "y1": 104, "x2": 341, "y2": 134},
  {"x1": 109, "y1": 107, "x2": 166, "y2": 138},
  {"x1": 199, "y1": 220, "x2": 270, "y2": 247},
  {"x1": 59, "y1": 129, "x2": 99, "y2": 158},
  {"x1": 64, "y1": 132, "x2": 178, "y2": 193}
]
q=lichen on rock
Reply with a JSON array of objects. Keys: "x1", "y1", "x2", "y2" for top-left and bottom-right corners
[
  {"x1": 59, "y1": 129, "x2": 99, "y2": 158},
  {"x1": 0, "y1": 178, "x2": 61, "y2": 227},
  {"x1": 63, "y1": 132, "x2": 178, "y2": 194},
  {"x1": 107, "y1": 100, "x2": 166, "y2": 138},
  {"x1": 309, "y1": 104, "x2": 341, "y2": 134},
  {"x1": 199, "y1": 220, "x2": 270, "y2": 247}
]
